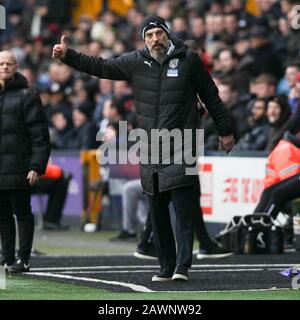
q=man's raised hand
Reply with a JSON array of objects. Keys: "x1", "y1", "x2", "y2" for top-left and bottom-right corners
[{"x1": 52, "y1": 35, "x2": 68, "y2": 60}]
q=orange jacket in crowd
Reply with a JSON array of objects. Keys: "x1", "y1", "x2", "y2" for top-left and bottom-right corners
[{"x1": 264, "y1": 139, "x2": 300, "y2": 188}]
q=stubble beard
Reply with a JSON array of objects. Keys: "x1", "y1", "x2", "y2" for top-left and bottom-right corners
[{"x1": 150, "y1": 45, "x2": 167, "y2": 63}]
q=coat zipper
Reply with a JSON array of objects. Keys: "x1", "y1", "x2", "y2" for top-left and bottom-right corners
[
  {"x1": 0, "y1": 94, "x2": 5, "y2": 170},
  {"x1": 153, "y1": 64, "x2": 163, "y2": 175}
]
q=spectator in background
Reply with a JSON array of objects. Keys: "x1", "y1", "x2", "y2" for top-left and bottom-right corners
[
  {"x1": 55, "y1": 63, "x2": 75, "y2": 96},
  {"x1": 48, "y1": 82, "x2": 72, "y2": 120},
  {"x1": 199, "y1": 110, "x2": 220, "y2": 151},
  {"x1": 70, "y1": 80, "x2": 95, "y2": 114},
  {"x1": 113, "y1": 80, "x2": 133, "y2": 100},
  {"x1": 248, "y1": 26, "x2": 283, "y2": 79},
  {"x1": 223, "y1": 12, "x2": 239, "y2": 45},
  {"x1": 235, "y1": 98, "x2": 271, "y2": 150},
  {"x1": 266, "y1": 96, "x2": 291, "y2": 151},
  {"x1": 31, "y1": 163, "x2": 72, "y2": 231},
  {"x1": 37, "y1": 85, "x2": 52, "y2": 120},
  {"x1": 0, "y1": 0, "x2": 25, "y2": 44},
  {"x1": 217, "y1": 48, "x2": 250, "y2": 95},
  {"x1": 67, "y1": 103, "x2": 97, "y2": 150},
  {"x1": 87, "y1": 40, "x2": 103, "y2": 57},
  {"x1": 19, "y1": 66, "x2": 37, "y2": 88},
  {"x1": 217, "y1": 79, "x2": 249, "y2": 140},
  {"x1": 99, "y1": 98, "x2": 125, "y2": 135},
  {"x1": 254, "y1": 0, "x2": 282, "y2": 30},
  {"x1": 224, "y1": 0, "x2": 254, "y2": 30},
  {"x1": 28, "y1": 0, "x2": 72, "y2": 39},
  {"x1": 49, "y1": 109, "x2": 73, "y2": 149},
  {"x1": 172, "y1": 16, "x2": 190, "y2": 41},
  {"x1": 110, "y1": 179, "x2": 148, "y2": 242},
  {"x1": 253, "y1": 116, "x2": 300, "y2": 219},
  {"x1": 248, "y1": 74, "x2": 277, "y2": 108},
  {"x1": 277, "y1": 62, "x2": 300, "y2": 96},
  {"x1": 234, "y1": 34, "x2": 251, "y2": 57},
  {"x1": 288, "y1": 72, "x2": 300, "y2": 115},
  {"x1": 190, "y1": 17, "x2": 206, "y2": 44},
  {"x1": 93, "y1": 79, "x2": 114, "y2": 126},
  {"x1": 285, "y1": 0, "x2": 300, "y2": 61}
]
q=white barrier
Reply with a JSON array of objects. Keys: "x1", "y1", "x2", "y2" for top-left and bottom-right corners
[
  {"x1": 199, "y1": 156, "x2": 267, "y2": 223},
  {"x1": 0, "y1": 265, "x2": 5, "y2": 289}
]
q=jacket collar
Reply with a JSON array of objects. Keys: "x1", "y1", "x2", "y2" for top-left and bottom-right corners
[{"x1": 0, "y1": 72, "x2": 28, "y2": 93}]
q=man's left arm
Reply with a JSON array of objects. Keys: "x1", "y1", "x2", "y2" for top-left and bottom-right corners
[
  {"x1": 191, "y1": 52, "x2": 235, "y2": 152},
  {"x1": 23, "y1": 92, "x2": 51, "y2": 178}
]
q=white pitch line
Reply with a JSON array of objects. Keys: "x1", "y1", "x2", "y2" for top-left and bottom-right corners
[
  {"x1": 29, "y1": 263, "x2": 297, "y2": 272},
  {"x1": 57, "y1": 268, "x2": 264, "y2": 274},
  {"x1": 26, "y1": 272, "x2": 154, "y2": 293},
  {"x1": 160, "y1": 287, "x2": 292, "y2": 293}
]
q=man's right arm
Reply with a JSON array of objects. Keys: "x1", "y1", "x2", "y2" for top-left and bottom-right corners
[
  {"x1": 52, "y1": 35, "x2": 136, "y2": 81},
  {"x1": 190, "y1": 51, "x2": 235, "y2": 152},
  {"x1": 61, "y1": 48, "x2": 136, "y2": 81}
]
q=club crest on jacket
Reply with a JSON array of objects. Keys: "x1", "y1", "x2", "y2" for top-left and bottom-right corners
[{"x1": 169, "y1": 58, "x2": 179, "y2": 68}]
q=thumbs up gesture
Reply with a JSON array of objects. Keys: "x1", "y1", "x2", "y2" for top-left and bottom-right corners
[{"x1": 52, "y1": 35, "x2": 68, "y2": 59}]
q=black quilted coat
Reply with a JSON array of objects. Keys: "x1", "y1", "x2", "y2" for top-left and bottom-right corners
[
  {"x1": 0, "y1": 72, "x2": 50, "y2": 189},
  {"x1": 62, "y1": 36, "x2": 232, "y2": 194}
]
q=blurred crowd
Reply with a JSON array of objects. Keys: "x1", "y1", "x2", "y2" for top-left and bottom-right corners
[{"x1": 1, "y1": 0, "x2": 300, "y2": 152}]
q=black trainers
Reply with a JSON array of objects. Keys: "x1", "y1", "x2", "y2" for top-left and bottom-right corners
[
  {"x1": 197, "y1": 241, "x2": 233, "y2": 259},
  {"x1": 172, "y1": 265, "x2": 189, "y2": 281},
  {"x1": 0, "y1": 260, "x2": 11, "y2": 271},
  {"x1": 152, "y1": 267, "x2": 174, "y2": 282},
  {"x1": 134, "y1": 242, "x2": 158, "y2": 260},
  {"x1": 110, "y1": 230, "x2": 137, "y2": 241},
  {"x1": 43, "y1": 222, "x2": 70, "y2": 231},
  {"x1": 7, "y1": 259, "x2": 30, "y2": 273}
]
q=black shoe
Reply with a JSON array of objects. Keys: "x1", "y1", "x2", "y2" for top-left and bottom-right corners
[
  {"x1": 7, "y1": 259, "x2": 30, "y2": 273},
  {"x1": 0, "y1": 260, "x2": 12, "y2": 271},
  {"x1": 43, "y1": 222, "x2": 70, "y2": 231},
  {"x1": 134, "y1": 242, "x2": 158, "y2": 260},
  {"x1": 152, "y1": 267, "x2": 174, "y2": 282},
  {"x1": 197, "y1": 241, "x2": 233, "y2": 259},
  {"x1": 172, "y1": 265, "x2": 189, "y2": 281},
  {"x1": 110, "y1": 230, "x2": 137, "y2": 241}
]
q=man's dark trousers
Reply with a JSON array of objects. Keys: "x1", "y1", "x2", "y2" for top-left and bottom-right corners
[
  {"x1": 0, "y1": 190, "x2": 34, "y2": 264},
  {"x1": 32, "y1": 176, "x2": 70, "y2": 225},
  {"x1": 147, "y1": 174, "x2": 199, "y2": 271}
]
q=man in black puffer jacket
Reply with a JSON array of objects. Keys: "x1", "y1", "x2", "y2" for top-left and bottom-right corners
[
  {"x1": 0, "y1": 51, "x2": 50, "y2": 273},
  {"x1": 53, "y1": 16, "x2": 234, "y2": 281}
]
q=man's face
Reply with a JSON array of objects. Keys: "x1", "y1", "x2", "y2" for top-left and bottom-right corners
[
  {"x1": 144, "y1": 27, "x2": 168, "y2": 57},
  {"x1": 267, "y1": 101, "x2": 281, "y2": 124},
  {"x1": 218, "y1": 84, "x2": 236, "y2": 105},
  {"x1": 0, "y1": 52, "x2": 18, "y2": 82},
  {"x1": 285, "y1": 66, "x2": 299, "y2": 87},
  {"x1": 255, "y1": 83, "x2": 275, "y2": 98},
  {"x1": 252, "y1": 100, "x2": 266, "y2": 121},
  {"x1": 219, "y1": 51, "x2": 236, "y2": 72}
]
